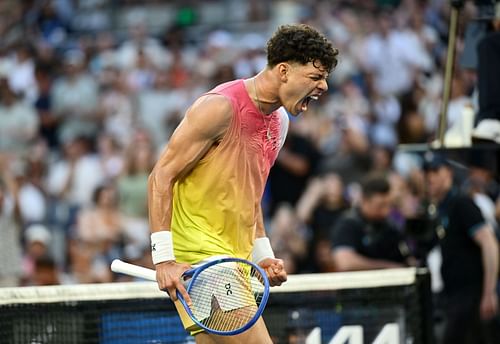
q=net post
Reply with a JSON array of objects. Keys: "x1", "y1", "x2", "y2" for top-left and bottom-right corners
[{"x1": 416, "y1": 268, "x2": 435, "y2": 344}]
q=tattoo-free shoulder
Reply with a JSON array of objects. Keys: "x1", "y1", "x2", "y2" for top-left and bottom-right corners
[{"x1": 185, "y1": 94, "x2": 234, "y2": 141}]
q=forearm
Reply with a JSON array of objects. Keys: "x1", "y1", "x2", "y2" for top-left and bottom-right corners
[
  {"x1": 255, "y1": 206, "x2": 267, "y2": 238},
  {"x1": 481, "y1": 239, "x2": 499, "y2": 295},
  {"x1": 148, "y1": 169, "x2": 175, "y2": 233},
  {"x1": 59, "y1": 165, "x2": 75, "y2": 198},
  {"x1": 296, "y1": 180, "x2": 322, "y2": 223},
  {"x1": 252, "y1": 206, "x2": 277, "y2": 264},
  {"x1": 473, "y1": 226, "x2": 499, "y2": 296},
  {"x1": 1, "y1": 169, "x2": 22, "y2": 223},
  {"x1": 147, "y1": 168, "x2": 178, "y2": 265},
  {"x1": 334, "y1": 250, "x2": 404, "y2": 272}
]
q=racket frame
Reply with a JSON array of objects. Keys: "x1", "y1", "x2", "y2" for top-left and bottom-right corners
[{"x1": 178, "y1": 257, "x2": 270, "y2": 336}]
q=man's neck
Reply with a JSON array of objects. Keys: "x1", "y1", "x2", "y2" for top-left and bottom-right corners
[
  {"x1": 435, "y1": 186, "x2": 453, "y2": 205},
  {"x1": 253, "y1": 69, "x2": 281, "y2": 114}
]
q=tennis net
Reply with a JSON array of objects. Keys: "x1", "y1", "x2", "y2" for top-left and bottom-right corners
[{"x1": 0, "y1": 267, "x2": 432, "y2": 343}]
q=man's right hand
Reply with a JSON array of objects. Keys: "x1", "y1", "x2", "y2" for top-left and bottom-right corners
[
  {"x1": 480, "y1": 290, "x2": 498, "y2": 320},
  {"x1": 155, "y1": 260, "x2": 192, "y2": 306}
]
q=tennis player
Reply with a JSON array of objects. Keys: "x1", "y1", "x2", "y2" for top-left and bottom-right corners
[{"x1": 148, "y1": 24, "x2": 338, "y2": 343}]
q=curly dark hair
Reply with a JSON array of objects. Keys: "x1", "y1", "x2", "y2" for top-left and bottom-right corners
[{"x1": 266, "y1": 24, "x2": 339, "y2": 73}]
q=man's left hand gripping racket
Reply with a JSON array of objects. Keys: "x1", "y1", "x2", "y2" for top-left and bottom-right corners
[{"x1": 111, "y1": 257, "x2": 270, "y2": 336}]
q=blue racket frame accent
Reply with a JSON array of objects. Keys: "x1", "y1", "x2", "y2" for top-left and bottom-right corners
[{"x1": 176, "y1": 257, "x2": 270, "y2": 336}]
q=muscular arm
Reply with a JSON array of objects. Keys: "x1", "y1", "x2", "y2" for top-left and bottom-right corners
[
  {"x1": 147, "y1": 95, "x2": 232, "y2": 300},
  {"x1": 255, "y1": 206, "x2": 267, "y2": 239},
  {"x1": 473, "y1": 225, "x2": 499, "y2": 319},
  {"x1": 148, "y1": 95, "x2": 232, "y2": 233}
]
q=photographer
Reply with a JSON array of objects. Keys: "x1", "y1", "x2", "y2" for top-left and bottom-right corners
[{"x1": 331, "y1": 174, "x2": 415, "y2": 271}]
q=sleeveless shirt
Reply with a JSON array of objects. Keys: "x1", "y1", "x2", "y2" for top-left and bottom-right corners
[{"x1": 171, "y1": 79, "x2": 289, "y2": 263}]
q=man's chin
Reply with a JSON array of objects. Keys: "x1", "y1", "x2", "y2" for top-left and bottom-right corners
[{"x1": 287, "y1": 108, "x2": 302, "y2": 117}]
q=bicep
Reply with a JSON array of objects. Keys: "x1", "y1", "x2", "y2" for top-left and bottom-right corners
[{"x1": 472, "y1": 224, "x2": 496, "y2": 247}]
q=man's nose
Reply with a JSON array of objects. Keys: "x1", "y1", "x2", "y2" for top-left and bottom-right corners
[{"x1": 318, "y1": 79, "x2": 328, "y2": 92}]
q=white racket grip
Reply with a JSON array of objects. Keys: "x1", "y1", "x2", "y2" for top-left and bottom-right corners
[{"x1": 111, "y1": 259, "x2": 157, "y2": 281}]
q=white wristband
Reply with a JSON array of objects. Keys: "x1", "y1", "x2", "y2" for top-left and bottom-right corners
[
  {"x1": 151, "y1": 231, "x2": 175, "y2": 265},
  {"x1": 252, "y1": 237, "x2": 275, "y2": 264}
]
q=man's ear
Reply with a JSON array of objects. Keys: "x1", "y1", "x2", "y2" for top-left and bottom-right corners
[{"x1": 278, "y1": 63, "x2": 290, "y2": 82}]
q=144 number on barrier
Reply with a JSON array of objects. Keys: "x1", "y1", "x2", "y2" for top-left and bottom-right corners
[{"x1": 317, "y1": 323, "x2": 400, "y2": 344}]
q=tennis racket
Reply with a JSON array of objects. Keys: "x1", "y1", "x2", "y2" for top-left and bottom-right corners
[{"x1": 111, "y1": 257, "x2": 270, "y2": 336}]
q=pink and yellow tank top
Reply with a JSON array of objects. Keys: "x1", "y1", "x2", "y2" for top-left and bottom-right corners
[{"x1": 171, "y1": 79, "x2": 289, "y2": 264}]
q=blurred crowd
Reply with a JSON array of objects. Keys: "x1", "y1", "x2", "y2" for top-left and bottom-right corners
[{"x1": 0, "y1": 0, "x2": 498, "y2": 296}]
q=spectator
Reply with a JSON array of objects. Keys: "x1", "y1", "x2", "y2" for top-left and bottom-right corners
[
  {"x1": 318, "y1": 117, "x2": 371, "y2": 185},
  {"x1": 33, "y1": 0, "x2": 68, "y2": 48},
  {"x1": 361, "y1": 9, "x2": 433, "y2": 97},
  {"x1": 7, "y1": 43, "x2": 37, "y2": 103},
  {"x1": 269, "y1": 203, "x2": 309, "y2": 274},
  {"x1": 137, "y1": 68, "x2": 189, "y2": 147},
  {"x1": 51, "y1": 49, "x2": 99, "y2": 143},
  {"x1": 46, "y1": 136, "x2": 105, "y2": 210},
  {"x1": 328, "y1": 79, "x2": 370, "y2": 126},
  {"x1": 297, "y1": 173, "x2": 347, "y2": 240},
  {"x1": 0, "y1": 156, "x2": 23, "y2": 287},
  {"x1": 423, "y1": 153, "x2": 499, "y2": 344},
  {"x1": 74, "y1": 183, "x2": 125, "y2": 252},
  {"x1": 24, "y1": 138, "x2": 50, "y2": 195},
  {"x1": 96, "y1": 133, "x2": 124, "y2": 180},
  {"x1": 331, "y1": 173, "x2": 415, "y2": 271},
  {"x1": 34, "y1": 63, "x2": 58, "y2": 149},
  {"x1": 367, "y1": 74, "x2": 401, "y2": 148},
  {"x1": 70, "y1": 183, "x2": 125, "y2": 283},
  {"x1": 22, "y1": 223, "x2": 52, "y2": 284},
  {"x1": 370, "y1": 145, "x2": 395, "y2": 174},
  {"x1": 0, "y1": 74, "x2": 39, "y2": 154},
  {"x1": 117, "y1": 133, "x2": 156, "y2": 252},
  {"x1": 296, "y1": 173, "x2": 347, "y2": 272},
  {"x1": 115, "y1": 21, "x2": 169, "y2": 71},
  {"x1": 122, "y1": 48, "x2": 156, "y2": 93},
  {"x1": 118, "y1": 134, "x2": 154, "y2": 220},
  {"x1": 9, "y1": 157, "x2": 47, "y2": 226},
  {"x1": 31, "y1": 255, "x2": 61, "y2": 286},
  {"x1": 97, "y1": 68, "x2": 135, "y2": 148}
]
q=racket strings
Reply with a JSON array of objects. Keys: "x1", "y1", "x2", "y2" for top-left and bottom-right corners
[{"x1": 188, "y1": 263, "x2": 265, "y2": 332}]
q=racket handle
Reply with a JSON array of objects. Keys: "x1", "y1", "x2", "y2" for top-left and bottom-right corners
[{"x1": 111, "y1": 259, "x2": 157, "y2": 281}]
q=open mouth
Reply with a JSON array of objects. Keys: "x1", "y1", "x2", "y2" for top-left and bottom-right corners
[{"x1": 300, "y1": 95, "x2": 320, "y2": 112}]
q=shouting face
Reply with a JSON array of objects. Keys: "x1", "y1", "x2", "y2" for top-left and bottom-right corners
[{"x1": 279, "y1": 60, "x2": 329, "y2": 116}]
